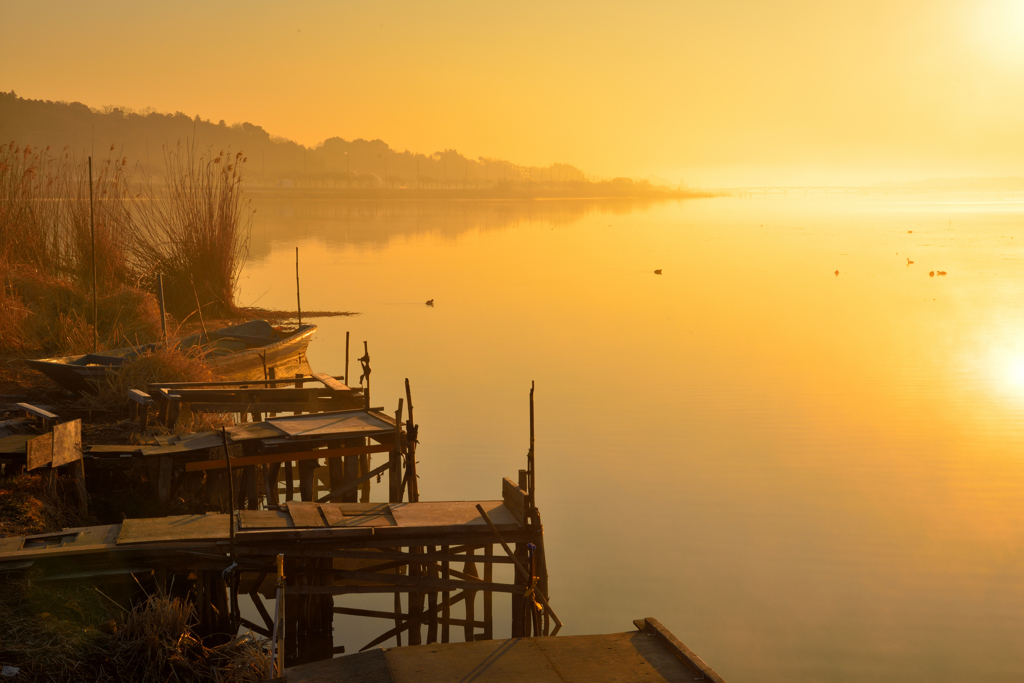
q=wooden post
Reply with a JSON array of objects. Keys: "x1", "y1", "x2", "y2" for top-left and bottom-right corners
[
  {"x1": 295, "y1": 247, "x2": 302, "y2": 327},
  {"x1": 298, "y1": 460, "x2": 317, "y2": 501},
  {"x1": 441, "y1": 544, "x2": 450, "y2": 643},
  {"x1": 464, "y1": 548, "x2": 477, "y2": 642},
  {"x1": 483, "y1": 544, "x2": 494, "y2": 640},
  {"x1": 528, "y1": 381, "x2": 535, "y2": 510},
  {"x1": 426, "y1": 546, "x2": 438, "y2": 644},
  {"x1": 405, "y1": 378, "x2": 419, "y2": 502},
  {"x1": 285, "y1": 461, "x2": 294, "y2": 501},
  {"x1": 344, "y1": 331, "x2": 350, "y2": 385},
  {"x1": 408, "y1": 547, "x2": 423, "y2": 645},
  {"x1": 88, "y1": 156, "x2": 97, "y2": 353},
  {"x1": 265, "y1": 462, "x2": 281, "y2": 508},
  {"x1": 358, "y1": 341, "x2": 371, "y2": 410},
  {"x1": 389, "y1": 400, "x2": 404, "y2": 503},
  {"x1": 343, "y1": 439, "x2": 360, "y2": 503},
  {"x1": 275, "y1": 554, "x2": 285, "y2": 676}
]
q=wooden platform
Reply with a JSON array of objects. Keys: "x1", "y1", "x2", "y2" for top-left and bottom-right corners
[
  {"x1": 281, "y1": 618, "x2": 728, "y2": 683},
  {"x1": 0, "y1": 501, "x2": 522, "y2": 572}
]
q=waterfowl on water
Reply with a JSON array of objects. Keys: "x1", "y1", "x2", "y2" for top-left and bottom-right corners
[
  {"x1": 654, "y1": 269, "x2": 662, "y2": 275},
  {"x1": 425, "y1": 299, "x2": 435, "y2": 306}
]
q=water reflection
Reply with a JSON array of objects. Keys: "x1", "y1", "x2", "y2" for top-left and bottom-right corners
[{"x1": 239, "y1": 194, "x2": 1024, "y2": 682}]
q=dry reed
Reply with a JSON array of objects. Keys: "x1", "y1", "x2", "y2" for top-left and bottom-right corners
[
  {"x1": 124, "y1": 142, "x2": 252, "y2": 318},
  {"x1": 0, "y1": 583, "x2": 270, "y2": 682}
]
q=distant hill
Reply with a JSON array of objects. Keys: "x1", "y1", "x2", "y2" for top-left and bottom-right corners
[{"x1": 0, "y1": 91, "x2": 696, "y2": 198}]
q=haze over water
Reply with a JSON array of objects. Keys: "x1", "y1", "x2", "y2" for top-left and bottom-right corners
[{"x1": 239, "y1": 193, "x2": 1024, "y2": 682}]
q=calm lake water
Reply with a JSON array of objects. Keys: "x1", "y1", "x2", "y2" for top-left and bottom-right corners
[{"x1": 238, "y1": 193, "x2": 1024, "y2": 682}]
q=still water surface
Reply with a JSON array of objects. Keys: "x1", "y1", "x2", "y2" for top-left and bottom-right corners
[{"x1": 239, "y1": 194, "x2": 1024, "y2": 682}]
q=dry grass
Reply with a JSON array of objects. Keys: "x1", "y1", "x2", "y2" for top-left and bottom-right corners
[
  {"x1": 0, "y1": 584, "x2": 270, "y2": 683},
  {"x1": 0, "y1": 473, "x2": 91, "y2": 537},
  {"x1": 82, "y1": 345, "x2": 214, "y2": 413},
  {"x1": 0, "y1": 139, "x2": 253, "y2": 361},
  {"x1": 0, "y1": 258, "x2": 163, "y2": 357}
]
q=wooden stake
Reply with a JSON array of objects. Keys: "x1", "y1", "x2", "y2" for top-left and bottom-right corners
[
  {"x1": 295, "y1": 247, "x2": 302, "y2": 327},
  {"x1": 345, "y1": 331, "x2": 350, "y2": 385},
  {"x1": 405, "y1": 378, "x2": 419, "y2": 502},
  {"x1": 528, "y1": 381, "x2": 535, "y2": 510},
  {"x1": 88, "y1": 156, "x2": 97, "y2": 353}
]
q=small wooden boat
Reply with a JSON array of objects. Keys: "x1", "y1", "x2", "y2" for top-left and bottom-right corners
[{"x1": 26, "y1": 320, "x2": 317, "y2": 394}]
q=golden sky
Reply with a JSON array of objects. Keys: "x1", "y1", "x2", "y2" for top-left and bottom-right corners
[{"x1": 2, "y1": 0, "x2": 1022, "y2": 186}]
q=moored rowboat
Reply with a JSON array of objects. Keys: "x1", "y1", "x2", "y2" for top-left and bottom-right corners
[{"x1": 26, "y1": 320, "x2": 316, "y2": 394}]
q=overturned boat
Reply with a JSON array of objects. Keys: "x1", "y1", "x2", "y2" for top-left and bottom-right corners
[{"x1": 26, "y1": 320, "x2": 316, "y2": 393}]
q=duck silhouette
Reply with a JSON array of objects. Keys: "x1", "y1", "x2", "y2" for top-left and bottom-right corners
[
  {"x1": 654, "y1": 269, "x2": 662, "y2": 275},
  {"x1": 906, "y1": 258, "x2": 914, "y2": 266},
  {"x1": 425, "y1": 299, "x2": 434, "y2": 307},
  {"x1": 834, "y1": 270, "x2": 839, "y2": 276}
]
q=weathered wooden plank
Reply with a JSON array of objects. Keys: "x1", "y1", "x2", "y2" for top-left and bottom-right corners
[
  {"x1": 26, "y1": 432, "x2": 52, "y2": 471},
  {"x1": 51, "y1": 420, "x2": 81, "y2": 467},
  {"x1": 312, "y1": 373, "x2": 350, "y2": 392},
  {"x1": 319, "y1": 504, "x2": 396, "y2": 528},
  {"x1": 502, "y1": 477, "x2": 527, "y2": 524},
  {"x1": 117, "y1": 514, "x2": 232, "y2": 545},
  {"x1": 128, "y1": 389, "x2": 153, "y2": 405},
  {"x1": 267, "y1": 410, "x2": 397, "y2": 439},
  {"x1": 239, "y1": 509, "x2": 294, "y2": 530},
  {"x1": 286, "y1": 502, "x2": 326, "y2": 527},
  {"x1": 638, "y1": 617, "x2": 729, "y2": 683},
  {"x1": 389, "y1": 502, "x2": 520, "y2": 529},
  {"x1": 185, "y1": 444, "x2": 390, "y2": 472},
  {"x1": 16, "y1": 403, "x2": 57, "y2": 421}
]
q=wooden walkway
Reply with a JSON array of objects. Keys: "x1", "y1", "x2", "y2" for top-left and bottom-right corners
[
  {"x1": 0, "y1": 484, "x2": 552, "y2": 667},
  {"x1": 282, "y1": 618, "x2": 729, "y2": 683}
]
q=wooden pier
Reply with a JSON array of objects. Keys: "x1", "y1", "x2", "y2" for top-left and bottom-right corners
[
  {"x1": 0, "y1": 475, "x2": 553, "y2": 667},
  {"x1": 282, "y1": 618, "x2": 729, "y2": 683}
]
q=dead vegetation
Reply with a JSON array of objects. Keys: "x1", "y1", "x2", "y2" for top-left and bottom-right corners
[
  {"x1": 0, "y1": 581, "x2": 270, "y2": 683},
  {"x1": 0, "y1": 139, "x2": 252, "y2": 361}
]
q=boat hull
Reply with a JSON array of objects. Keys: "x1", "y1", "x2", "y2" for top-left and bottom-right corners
[{"x1": 25, "y1": 321, "x2": 317, "y2": 393}]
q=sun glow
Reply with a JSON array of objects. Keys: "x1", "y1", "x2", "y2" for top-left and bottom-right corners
[{"x1": 974, "y1": 1, "x2": 1024, "y2": 62}]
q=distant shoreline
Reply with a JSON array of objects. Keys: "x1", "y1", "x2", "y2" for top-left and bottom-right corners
[{"x1": 243, "y1": 185, "x2": 720, "y2": 201}]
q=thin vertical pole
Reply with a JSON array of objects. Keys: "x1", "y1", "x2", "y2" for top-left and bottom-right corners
[
  {"x1": 344, "y1": 331, "x2": 350, "y2": 385},
  {"x1": 88, "y1": 156, "x2": 97, "y2": 353},
  {"x1": 528, "y1": 381, "x2": 535, "y2": 509},
  {"x1": 157, "y1": 274, "x2": 167, "y2": 343},
  {"x1": 295, "y1": 247, "x2": 302, "y2": 326}
]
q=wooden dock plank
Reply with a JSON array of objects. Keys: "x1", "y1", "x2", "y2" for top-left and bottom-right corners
[
  {"x1": 117, "y1": 514, "x2": 232, "y2": 545},
  {"x1": 286, "y1": 502, "x2": 327, "y2": 527},
  {"x1": 267, "y1": 410, "x2": 397, "y2": 439},
  {"x1": 321, "y1": 504, "x2": 396, "y2": 528},
  {"x1": 285, "y1": 628, "x2": 722, "y2": 683},
  {"x1": 386, "y1": 638, "x2": 561, "y2": 682},
  {"x1": 312, "y1": 372, "x2": 350, "y2": 392},
  {"x1": 239, "y1": 509, "x2": 294, "y2": 530},
  {"x1": 16, "y1": 403, "x2": 57, "y2": 421},
  {"x1": 389, "y1": 502, "x2": 519, "y2": 529}
]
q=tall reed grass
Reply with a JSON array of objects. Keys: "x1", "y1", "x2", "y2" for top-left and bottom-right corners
[
  {"x1": 125, "y1": 142, "x2": 252, "y2": 318},
  {"x1": 0, "y1": 140, "x2": 252, "y2": 357}
]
